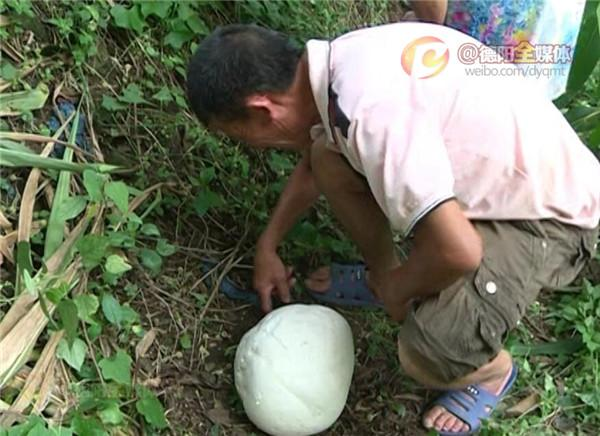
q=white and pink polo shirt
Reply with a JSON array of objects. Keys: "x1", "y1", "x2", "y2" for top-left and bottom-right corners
[{"x1": 307, "y1": 22, "x2": 600, "y2": 236}]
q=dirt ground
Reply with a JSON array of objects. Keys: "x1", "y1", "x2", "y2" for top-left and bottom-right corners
[
  {"x1": 132, "y1": 218, "x2": 600, "y2": 436},
  {"x1": 133, "y1": 252, "x2": 431, "y2": 436}
]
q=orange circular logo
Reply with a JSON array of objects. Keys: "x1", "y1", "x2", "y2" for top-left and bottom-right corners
[{"x1": 401, "y1": 36, "x2": 450, "y2": 79}]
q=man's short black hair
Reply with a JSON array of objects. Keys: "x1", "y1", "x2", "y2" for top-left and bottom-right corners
[{"x1": 186, "y1": 24, "x2": 303, "y2": 124}]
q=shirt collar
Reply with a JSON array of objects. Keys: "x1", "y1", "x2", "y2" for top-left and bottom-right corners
[{"x1": 306, "y1": 39, "x2": 334, "y2": 143}]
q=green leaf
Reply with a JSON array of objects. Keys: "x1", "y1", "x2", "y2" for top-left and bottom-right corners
[
  {"x1": 152, "y1": 86, "x2": 173, "y2": 103},
  {"x1": 110, "y1": 4, "x2": 129, "y2": 28},
  {"x1": 110, "y1": 4, "x2": 145, "y2": 34},
  {"x1": 108, "y1": 231, "x2": 135, "y2": 248},
  {"x1": 88, "y1": 323, "x2": 102, "y2": 340},
  {"x1": 0, "y1": 147, "x2": 117, "y2": 173},
  {"x1": 565, "y1": 106, "x2": 600, "y2": 132},
  {"x1": 588, "y1": 123, "x2": 600, "y2": 147},
  {"x1": 0, "y1": 62, "x2": 19, "y2": 81},
  {"x1": 119, "y1": 83, "x2": 148, "y2": 105},
  {"x1": 141, "y1": 223, "x2": 161, "y2": 236},
  {"x1": 185, "y1": 15, "x2": 208, "y2": 35},
  {"x1": 105, "y1": 181, "x2": 129, "y2": 214},
  {"x1": 77, "y1": 234, "x2": 109, "y2": 270},
  {"x1": 0, "y1": 138, "x2": 34, "y2": 153},
  {"x1": 136, "y1": 386, "x2": 168, "y2": 429},
  {"x1": 119, "y1": 304, "x2": 139, "y2": 325},
  {"x1": 140, "y1": 248, "x2": 162, "y2": 274},
  {"x1": 177, "y1": 2, "x2": 194, "y2": 21},
  {"x1": 44, "y1": 112, "x2": 80, "y2": 259},
  {"x1": 99, "y1": 349, "x2": 132, "y2": 385},
  {"x1": 83, "y1": 170, "x2": 105, "y2": 202},
  {"x1": 16, "y1": 240, "x2": 33, "y2": 292},
  {"x1": 23, "y1": 269, "x2": 36, "y2": 294},
  {"x1": 597, "y1": 1, "x2": 600, "y2": 34},
  {"x1": 71, "y1": 414, "x2": 105, "y2": 436},
  {"x1": 98, "y1": 401, "x2": 124, "y2": 425},
  {"x1": 179, "y1": 334, "x2": 191, "y2": 349},
  {"x1": 509, "y1": 338, "x2": 584, "y2": 356},
  {"x1": 47, "y1": 425, "x2": 74, "y2": 436},
  {"x1": 101, "y1": 95, "x2": 126, "y2": 111},
  {"x1": 57, "y1": 299, "x2": 79, "y2": 345},
  {"x1": 74, "y1": 294, "x2": 99, "y2": 323},
  {"x1": 140, "y1": 0, "x2": 172, "y2": 19},
  {"x1": 105, "y1": 254, "x2": 132, "y2": 275},
  {"x1": 157, "y1": 239, "x2": 176, "y2": 256},
  {"x1": 56, "y1": 196, "x2": 88, "y2": 221},
  {"x1": 24, "y1": 421, "x2": 51, "y2": 436},
  {"x1": 101, "y1": 293, "x2": 124, "y2": 327},
  {"x1": 198, "y1": 167, "x2": 216, "y2": 185},
  {"x1": 57, "y1": 337, "x2": 87, "y2": 371},
  {"x1": 0, "y1": 83, "x2": 49, "y2": 116},
  {"x1": 192, "y1": 189, "x2": 222, "y2": 217},
  {"x1": 127, "y1": 212, "x2": 143, "y2": 231},
  {"x1": 567, "y1": 0, "x2": 600, "y2": 92},
  {"x1": 268, "y1": 151, "x2": 294, "y2": 174},
  {"x1": 4, "y1": 415, "x2": 43, "y2": 435},
  {"x1": 164, "y1": 30, "x2": 194, "y2": 49},
  {"x1": 46, "y1": 282, "x2": 71, "y2": 305}
]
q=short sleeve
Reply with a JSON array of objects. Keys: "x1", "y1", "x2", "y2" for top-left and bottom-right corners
[{"x1": 349, "y1": 101, "x2": 455, "y2": 236}]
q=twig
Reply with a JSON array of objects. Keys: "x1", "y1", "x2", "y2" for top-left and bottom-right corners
[
  {"x1": 141, "y1": 269, "x2": 193, "y2": 309},
  {"x1": 188, "y1": 251, "x2": 245, "y2": 370},
  {"x1": 82, "y1": 321, "x2": 105, "y2": 388}
]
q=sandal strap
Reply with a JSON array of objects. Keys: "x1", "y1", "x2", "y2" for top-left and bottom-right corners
[
  {"x1": 330, "y1": 263, "x2": 381, "y2": 304},
  {"x1": 433, "y1": 386, "x2": 493, "y2": 432},
  {"x1": 432, "y1": 365, "x2": 519, "y2": 434}
]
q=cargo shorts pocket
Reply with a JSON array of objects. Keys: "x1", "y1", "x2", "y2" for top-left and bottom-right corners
[
  {"x1": 472, "y1": 222, "x2": 549, "y2": 331},
  {"x1": 471, "y1": 234, "x2": 547, "y2": 333},
  {"x1": 471, "y1": 265, "x2": 513, "y2": 348}
]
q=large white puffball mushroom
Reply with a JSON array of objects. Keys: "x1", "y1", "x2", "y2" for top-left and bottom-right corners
[{"x1": 234, "y1": 304, "x2": 355, "y2": 436}]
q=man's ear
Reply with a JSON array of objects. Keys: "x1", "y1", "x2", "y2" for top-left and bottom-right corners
[{"x1": 245, "y1": 94, "x2": 274, "y2": 122}]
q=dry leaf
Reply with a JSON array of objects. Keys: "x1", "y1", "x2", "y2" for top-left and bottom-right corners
[
  {"x1": 0, "y1": 230, "x2": 17, "y2": 264},
  {"x1": 141, "y1": 377, "x2": 162, "y2": 388},
  {"x1": 0, "y1": 210, "x2": 12, "y2": 230},
  {"x1": 506, "y1": 392, "x2": 540, "y2": 417},
  {"x1": 135, "y1": 328, "x2": 157, "y2": 359},
  {"x1": 206, "y1": 401, "x2": 232, "y2": 426},
  {"x1": 0, "y1": 331, "x2": 64, "y2": 427}
]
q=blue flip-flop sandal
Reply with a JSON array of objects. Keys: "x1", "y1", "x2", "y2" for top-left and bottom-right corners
[
  {"x1": 307, "y1": 263, "x2": 384, "y2": 308},
  {"x1": 201, "y1": 260, "x2": 260, "y2": 307},
  {"x1": 48, "y1": 99, "x2": 91, "y2": 158},
  {"x1": 429, "y1": 363, "x2": 519, "y2": 435}
]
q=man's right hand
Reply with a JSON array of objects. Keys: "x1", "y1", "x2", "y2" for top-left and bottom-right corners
[{"x1": 253, "y1": 245, "x2": 294, "y2": 312}]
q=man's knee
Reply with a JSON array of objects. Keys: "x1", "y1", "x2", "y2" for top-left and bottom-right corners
[
  {"x1": 309, "y1": 139, "x2": 368, "y2": 194},
  {"x1": 397, "y1": 311, "x2": 472, "y2": 386},
  {"x1": 397, "y1": 334, "x2": 427, "y2": 382}
]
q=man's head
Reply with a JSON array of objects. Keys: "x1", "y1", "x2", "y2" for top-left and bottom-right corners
[{"x1": 187, "y1": 24, "x2": 318, "y2": 150}]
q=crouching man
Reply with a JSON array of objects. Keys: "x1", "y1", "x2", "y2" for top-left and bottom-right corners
[{"x1": 186, "y1": 22, "x2": 599, "y2": 434}]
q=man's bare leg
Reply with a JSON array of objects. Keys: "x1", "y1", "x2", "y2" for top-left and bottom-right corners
[
  {"x1": 308, "y1": 141, "x2": 516, "y2": 434},
  {"x1": 307, "y1": 139, "x2": 400, "y2": 291},
  {"x1": 398, "y1": 338, "x2": 514, "y2": 434}
]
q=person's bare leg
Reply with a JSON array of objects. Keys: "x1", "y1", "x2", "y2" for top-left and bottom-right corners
[
  {"x1": 409, "y1": 0, "x2": 448, "y2": 24},
  {"x1": 306, "y1": 140, "x2": 399, "y2": 291},
  {"x1": 398, "y1": 338, "x2": 514, "y2": 433}
]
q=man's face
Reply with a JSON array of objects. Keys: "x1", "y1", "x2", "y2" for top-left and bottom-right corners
[{"x1": 209, "y1": 94, "x2": 316, "y2": 151}]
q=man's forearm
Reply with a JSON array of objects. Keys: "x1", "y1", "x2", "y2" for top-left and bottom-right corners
[
  {"x1": 380, "y1": 201, "x2": 483, "y2": 319},
  {"x1": 384, "y1": 249, "x2": 469, "y2": 305},
  {"x1": 258, "y1": 151, "x2": 320, "y2": 250}
]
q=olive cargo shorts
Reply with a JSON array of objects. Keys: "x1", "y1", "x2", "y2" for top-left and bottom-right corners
[{"x1": 398, "y1": 219, "x2": 599, "y2": 383}]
